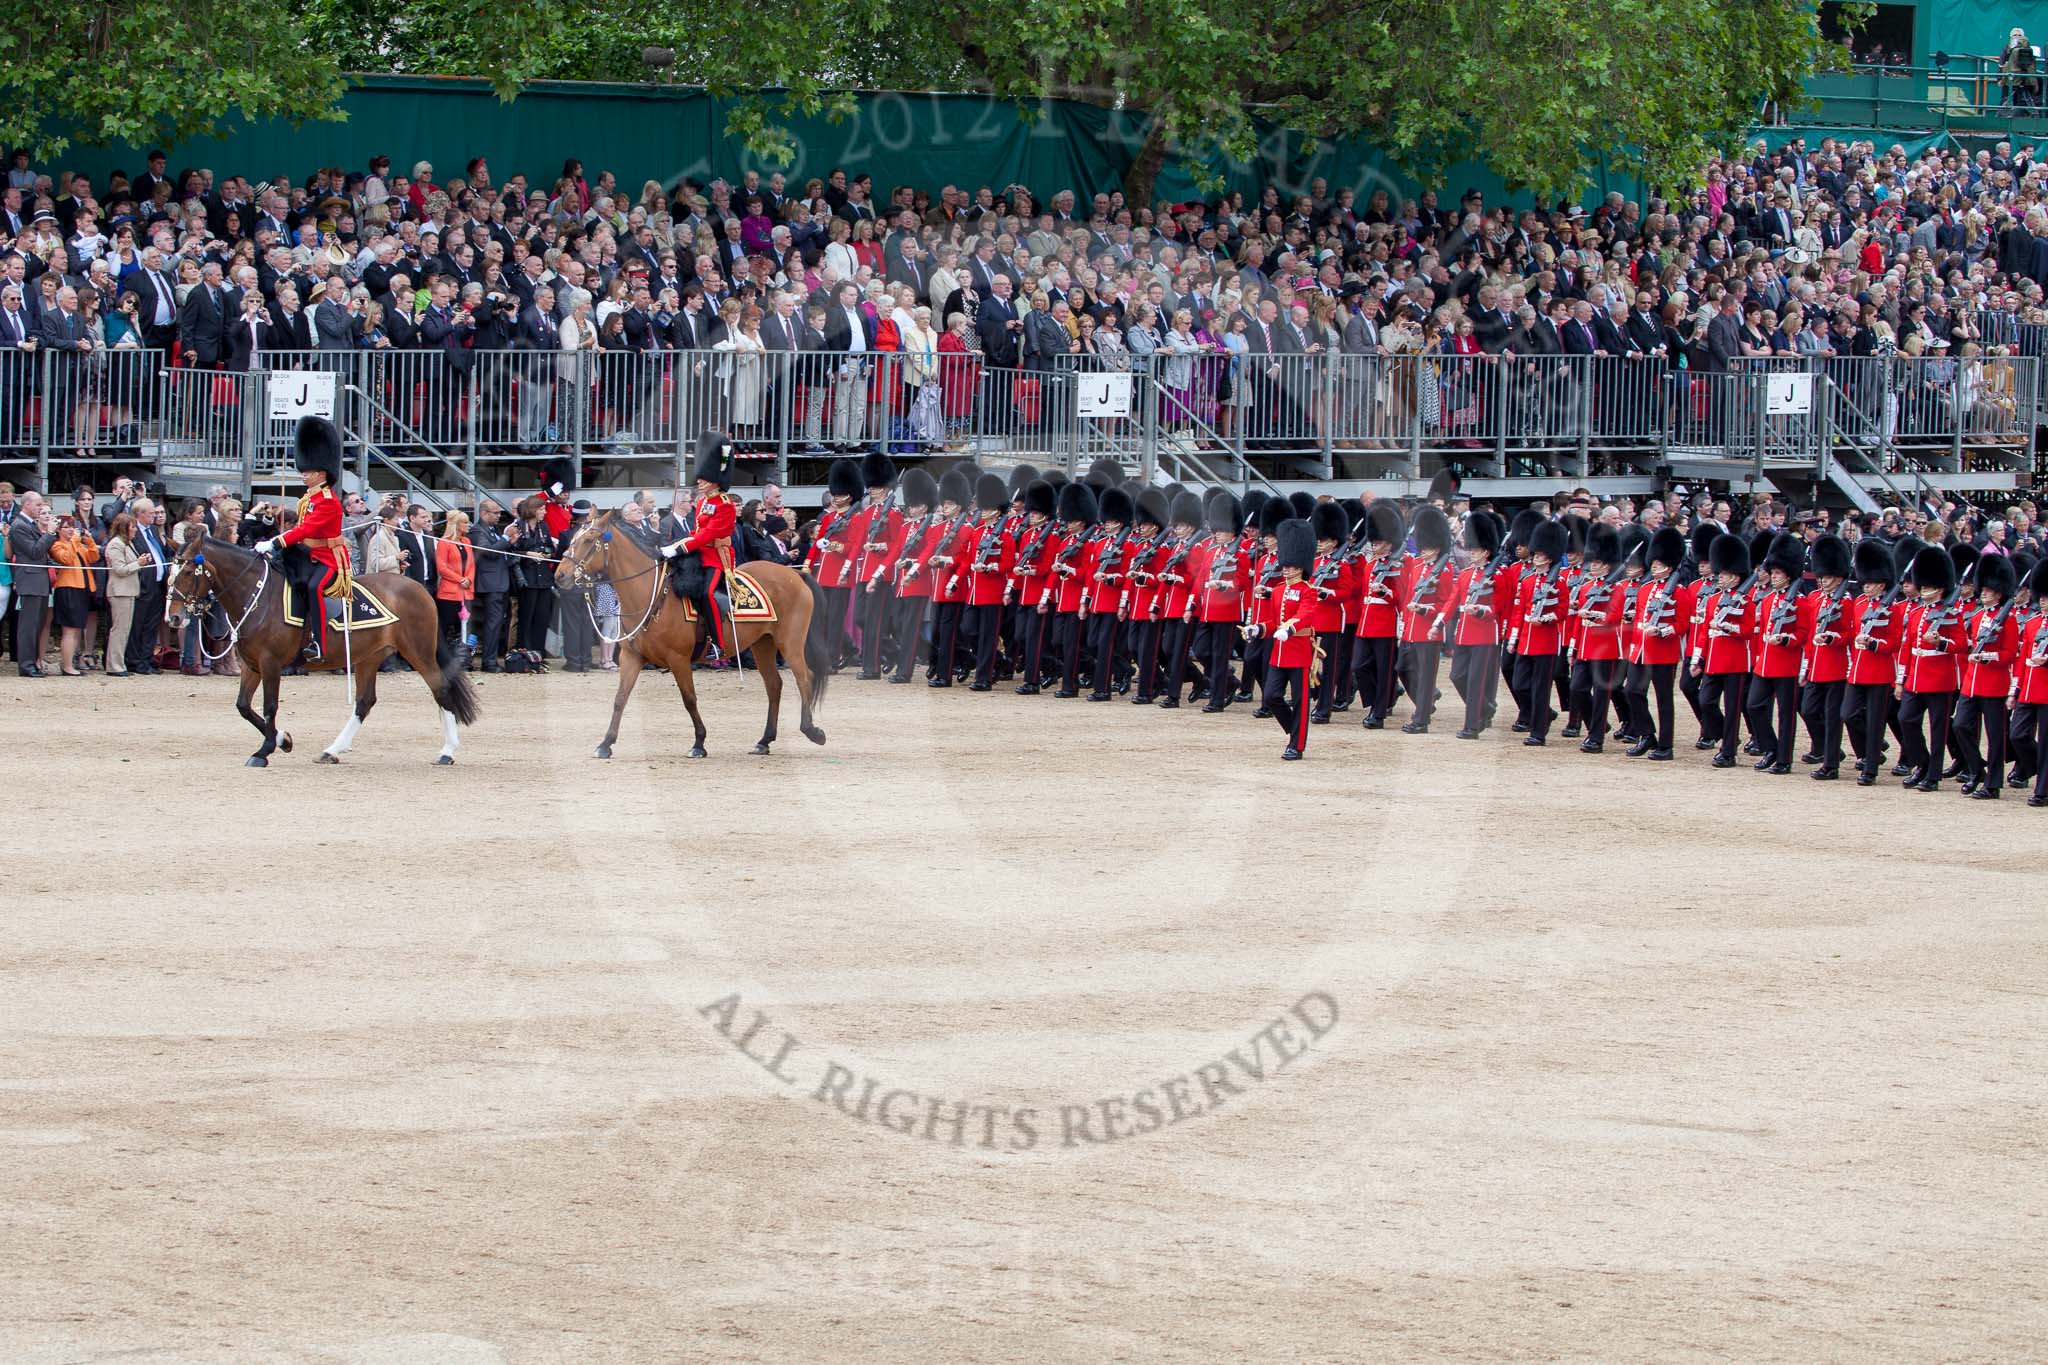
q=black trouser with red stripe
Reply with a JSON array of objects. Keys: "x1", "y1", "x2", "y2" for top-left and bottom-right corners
[
  {"x1": 1623, "y1": 660, "x2": 1677, "y2": 751},
  {"x1": 1698, "y1": 670, "x2": 1746, "y2": 760},
  {"x1": 1159, "y1": 617, "x2": 1195, "y2": 703},
  {"x1": 1801, "y1": 678, "x2": 1846, "y2": 768},
  {"x1": 1745, "y1": 673, "x2": 1799, "y2": 767},
  {"x1": 857, "y1": 582, "x2": 894, "y2": 677},
  {"x1": 968, "y1": 602, "x2": 1003, "y2": 685},
  {"x1": 1353, "y1": 633, "x2": 1397, "y2": 719},
  {"x1": 1403, "y1": 640, "x2": 1444, "y2": 727},
  {"x1": 820, "y1": 584, "x2": 853, "y2": 668},
  {"x1": 1020, "y1": 602, "x2": 1052, "y2": 686},
  {"x1": 1953, "y1": 694, "x2": 2008, "y2": 791},
  {"x1": 927, "y1": 600, "x2": 964, "y2": 683},
  {"x1": 1513, "y1": 651, "x2": 1560, "y2": 740},
  {"x1": 1329, "y1": 626, "x2": 1357, "y2": 709},
  {"x1": 1057, "y1": 610, "x2": 1087, "y2": 693},
  {"x1": 887, "y1": 593, "x2": 928, "y2": 681},
  {"x1": 1268, "y1": 662, "x2": 1312, "y2": 754},
  {"x1": 1086, "y1": 613, "x2": 1121, "y2": 698},
  {"x1": 1569, "y1": 656, "x2": 1620, "y2": 743},
  {"x1": 306, "y1": 561, "x2": 338, "y2": 657},
  {"x1": 1844, "y1": 681, "x2": 1892, "y2": 776},
  {"x1": 1128, "y1": 617, "x2": 1164, "y2": 700},
  {"x1": 1194, "y1": 620, "x2": 1235, "y2": 706},
  {"x1": 1451, "y1": 642, "x2": 1499, "y2": 733},
  {"x1": 1897, "y1": 688, "x2": 1955, "y2": 780}
]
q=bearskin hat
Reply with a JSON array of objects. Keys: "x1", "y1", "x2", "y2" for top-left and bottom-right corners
[
  {"x1": 1084, "y1": 458, "x2": 1123, "y2": 490},
  {"x1": 294, "y1": 416, "x2": 344, "y2": 486},
  {"x1": 1748, "y1": 527, "x2": 1777, "y2": 574},
  {"x1": 1057, "y1": 480, "x2": 1099, "y2": 526},
  {"x1": 1527, "y1": 518, "x2": 1568, "y2": 564},
  {"x1": 1256, "y1": 494, "x2": 1289, "y2": 537},
  {"x1": 1241, "y1": 488, "x2": 1270, "y2": 527},
  {"x1": 1042, "y1": 468, "x2": 1070, "y2": 488},
  {"x1": 1007, "y1": 463, "x2": 1039, "y2": 498},
  {"x1": 1854, "y1": 536, "x2": 1895, "y2": 587},
  {"x1": 826, "y1": 457, "x2": 863, "y2": 501},
  {"x1": 937, "y1": 467, "x2": 974, "y2": 511},
  {"x1": 1764, "y1": 533, "x2": 1805, "y2": 581},
  {"x1": 691, "y1": 434, "x2": 736, "y2": 490},
  {"x1": 861, "y1": 449, "x2": 897, "y2": 490},
  {"x1": 1892, "y1": 535, "x2": 1927, "y2": 585},
  {"x1": 2023, "y1": 555, "x2": 2048, "y2": 600},
  {"x1": 1135, "y1": 488, "x2": 1170, "y2": 530},
  {"x1": 1808, "y1": 534, "x2": 1851, "y2": 581},
  {"x1": 1688, "y1": 523, "x2": 1722, "y2": 568},
  {"x1": 1507, "y1": 508, "x2": 1544, "y2": 554},
  {"x1": 1464, "y1": 510, "x2": 1502, "y2": 555},
  {"x1": 899, "y1": 467, "x2": 940, "y2": 511},
  {"x1": 1276, "y1": 517, "x2": 1317, "y2": 573},
  {"x1": 1023, "y1": 478, "x2": 1057, "y2": 519},
  {"x1": 1616, "y1": 525, "x2": 1647, "y2": 568},
  {"x1": 1098, "y1": 485, "x2": 1136, "y2": 527},
  {"x1": 1168, "y1": 489, "x2": 1204, "y2": 529},
  {"x1": 1912, "y1": 544, "x2": 1956, "y2": 597},
  {"x1": 1565, "y1": 516, "x2": 1590, "y2": 559},
  {"x1": 1341, "y1": 497, "x2": 1368, "y2": 533},
  {"x1": 1411, "y1": 505, "x2": 1452, "y2": 555},
  {"x1": 1312, "y1": 500, "x2": 1349, "y2": 544},
  {"x1": 1425, "y1": 468, "x2": 1460, "y2": 505},
  {"x1": 1366, "y1": 501, "x2": 1406, "y2": 548},
  {"x1": 1949, "y1": 541, "x2": 1979, "y2": 584},
  {"x1": 1976, "y1": 552, "x2": 2017, "y2": 602},
  {"x1": 1584, "y1": 522, "x2": 1621, "y2": 567},
  {"x1": 1709, "y1": 533, "x2": 1750, "y2": 579},
  {"x1": 1162, "y1": 481, "x2": 1189, "y2": 505},
  {"x1": 975, "y1": 473, "x2": 1010, "y2": 513},
  {"x1": 541, "y1": 454, "x2": 576, "y2": 497},
  {"x1": 1287, "y1": 490, "x2": 1317, "y2": 519},
  {"x1": 1204, "y1": 490, "x2": 1241, "y2": 534},
  {"x1": 1647, "y1": 526, "x2": 1688, "y2": 573}
]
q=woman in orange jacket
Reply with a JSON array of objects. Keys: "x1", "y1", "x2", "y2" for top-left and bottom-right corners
[
  {"x1": 48, "y1": 519, "x2": 103, "y2": 676},
  {"x1": 433, "y1": 509, "x2": 475, "y2": 646}
]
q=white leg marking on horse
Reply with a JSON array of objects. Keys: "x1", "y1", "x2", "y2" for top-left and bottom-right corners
[
  {"x1": 325, "y1": 712, "x2": 364, "y2": 758},
  {"x1": 440, "y1": 709, "x2": 460, "y2": 759}
]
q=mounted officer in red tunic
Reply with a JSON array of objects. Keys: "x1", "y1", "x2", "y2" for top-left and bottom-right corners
[
  {"x1": 659, "y1": 430, "x2": 740, "y2": 656},
  {"x1": 253, "y1": 416, "x2": 350, "y2": 663}
]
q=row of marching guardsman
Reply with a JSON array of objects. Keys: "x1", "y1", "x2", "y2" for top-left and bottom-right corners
[{"x1": 802, "y1": 452, "x2": 2048, "y2": 789}]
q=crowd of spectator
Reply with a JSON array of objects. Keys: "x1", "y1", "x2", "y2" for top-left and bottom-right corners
[{"x1": 2, "y1": 126, "x2": 2048, "y2": 478}]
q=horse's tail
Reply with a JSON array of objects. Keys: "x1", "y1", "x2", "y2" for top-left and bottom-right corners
[
  {"x1": 433, "y1": 639, "x2": 482, "y2": 726},
  {"x1": 802, "y1": 573, "x2": 832, "y2": 713}
]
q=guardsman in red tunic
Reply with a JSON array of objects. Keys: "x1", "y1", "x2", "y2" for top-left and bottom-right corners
[
  {"x1": 1188, "y1": 491, "x2": 1246, "y2": 712},
  {"x1": 1565, "y1": 522, "x2": 1626, "y2": 753},
  {"x1": 1244, "y1": 498, "x2": 1287, "y2": 716},
  {"x1": 851, "y1": 451, "x2": 901, "y2": 680},
  {"x1": 2009, "y1": 559, "x2": 2048, "y2": 807},
  {"x1": 1844, "y1": 537, "x2": 1905, "y2": 786},
  {"x1": 1506, "y1": 518, "x2": 1568, "y2": 745},
  {"x1": 1795, "y1": 535, "x2": 1855, "y2": 781},
  {"x1": 1083, "y1": 486, "x2": 1138, "y2": 702},
  {"x1": 254, "y1": 416, "x2": 351, "y2": 664},
  {"x1": 1742, "y1": 534, "x2": 1808, "y2": 774},
  {"x1": 1955, "y1": 554, "x2": 2020, "y2": 800},
  {"x1": 881, "y1": 467, "x2": 941, "y2": 685},
  {"x1": 1151, "y1": 490, "x2": 1206, "y2": 709},
  {"x1": 539, "y1": 456, "x2": 576, "y2": 539},
  {"x1": 1232, "y1": 492, "x2": 1272, "y2": 703},
  {"x1": 1447, "y1": 510, "x2": 1505, "y2": 739},
  {"x1": 1497, "y1": 509, "x2": 1543, "y2": 726},
  {"x1": 1896, "y1": 545, "x2": 1963, "y2": 792},
  {"x1": 1008, "y1": 478, "x2": 1060, "y2": 695},
  {"x1": 1267, "y1": 516, "x2": 1320, "y2": 760},
  {"x1": 1122, "y1": 490, "x2": 1173, "y2": 704},
  {"x1": 656, "y1": 430, "x2": 742, "y2": 657},
  {"x1": 1351, "y1": 502, "x2": 1407, "y2": 728},
  {"x1": 921, "y1": 468, "x2": 975, "y2": 687},
  {"x1": 1048, "y1": 482, "x2": 1100, "y2": 698},
  {"x1": 1306, "y1": 502, "x2": 1357, "y2": 725},
  {"x1": 1622, "y1": 526, "x2": 1690, "y2": 760},
  {"x1": 1676, "y1": 524, "x2": 1724, "y2": 744},
  {"x1": 964, "y1": 473, "x2": 1015, "y2": 690},
  {"x1": 1690, "y1": 533, "x2": 1754, "y2": 767},
  {"x1": 805, "y1": 456, "x2": 864, "y2": 669},
  {"x1": 1396, "y1": 506, "x2": 1457, "y2": 733}
]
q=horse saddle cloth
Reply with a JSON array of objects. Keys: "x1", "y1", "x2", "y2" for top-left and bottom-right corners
[
  {"x1": 680, "y1": 568, "x2": 776, "y2": 623},
  {"x1": 283, "y1": 580, "x2": 400, "y2": 632}
]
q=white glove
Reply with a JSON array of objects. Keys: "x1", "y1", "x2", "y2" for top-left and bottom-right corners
[
  {"x1": 660, "y1": 543, "x2": 681, "y2": 560},
  {"x1": 253, "y1": 539, "x2": 276, "y2": 555},
  {"x1": 1275, "y1": 625, "x2": 1294, "y2": 642}
]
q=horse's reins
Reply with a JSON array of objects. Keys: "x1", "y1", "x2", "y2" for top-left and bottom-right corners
[
  {"x1": 169, "y1": 548, "x2": 273, "y2": 664},
  {"x1": 570, "y1": 529, "x2": 668, "y2": 647}
]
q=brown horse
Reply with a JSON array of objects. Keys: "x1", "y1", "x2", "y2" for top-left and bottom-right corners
[
  {"x1": 554, "y1": 511, "x2": 830, "y2": 758},
  {"x1": 169, "y1": 535, "x2": 480, "y2": 767}
]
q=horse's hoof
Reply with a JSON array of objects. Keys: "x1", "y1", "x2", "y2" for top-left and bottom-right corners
[
  {"x1": 316, "y1": 752, "x2": 340, "y2": 765},
  {"x1": 278, "y1": 734, "x2": 294, "y2": 753},
  {"x1": 245, "y1": 756, "x2": 268, "y2": 768},
  {"x1": 752, "y1": 741, "x2": 771, "y2": 756},
  {"x1": 434, "y1": 755, "x2": 455, "y2": 766},
  {"x1": 594, "y1": 745, "x2": 613, "y2": 760},
  {"x1": 689, "y1": 745, "x2": 707, "y2": 759},
  {"x1": 803, "y1": 725, "x2": 827, "y2": 746}
]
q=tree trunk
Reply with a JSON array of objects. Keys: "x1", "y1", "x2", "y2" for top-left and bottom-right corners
[{"x1": 1122, "y1": 121, "x2": 1170, "y2": 212}]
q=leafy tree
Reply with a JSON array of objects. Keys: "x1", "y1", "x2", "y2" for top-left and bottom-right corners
[{"x1": 0, "y1": 2, "x2": 346, "y2": 159}]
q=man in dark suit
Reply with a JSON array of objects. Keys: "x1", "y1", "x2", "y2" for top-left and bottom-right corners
[
  {"x1": 976, "y1": 273, "x2": 1023, "y2": 434},
  {"x1": 127, "y1": 496, "x2": 175, "y2": 673},
  {"x1": 397, "y1": 503, "x2": 440, "y2": 595},
  {"x1": 268, "y1": 282, "x2": 314, "y2": 352},
  {"x1": 0, "y1": 282, "x2": 34, "y2": 455},
  {"x1": 515, "y1": 286, "x2": 559, "y2": 446},
  {"x1": 417, "y1": 280, "x2": 474, "y2": 444},
  {"x1": 758, "y1": 289, "x2": 800, "y2": 445},
  {"x1": 312, "y1": 280, "x2": 358, "y2": 360},
  {"x1": 469, "y1": 497, "x2": 513, "y2": 669},
  {"x1": 177, "y1": 262, "x2": 231, "y2": 369},
  {"x1": 37, "y1": 284, "x2": 93, "y2": 449},
  {"x1": 822, "y1": 281, "x2": 875, "y2": 447}
]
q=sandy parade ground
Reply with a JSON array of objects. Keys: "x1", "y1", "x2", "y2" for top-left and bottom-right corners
[{"x1": 2, "y1": 664, "x2": 2043, "y2": 1362}]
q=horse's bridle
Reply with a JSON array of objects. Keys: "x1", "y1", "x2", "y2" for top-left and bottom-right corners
[
  {"x1": 564, "y1": 524, "x2": 668, "y2": 648},
  {"x1": 169, "y1": 546, "x2": 272, "y2": 662}
]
